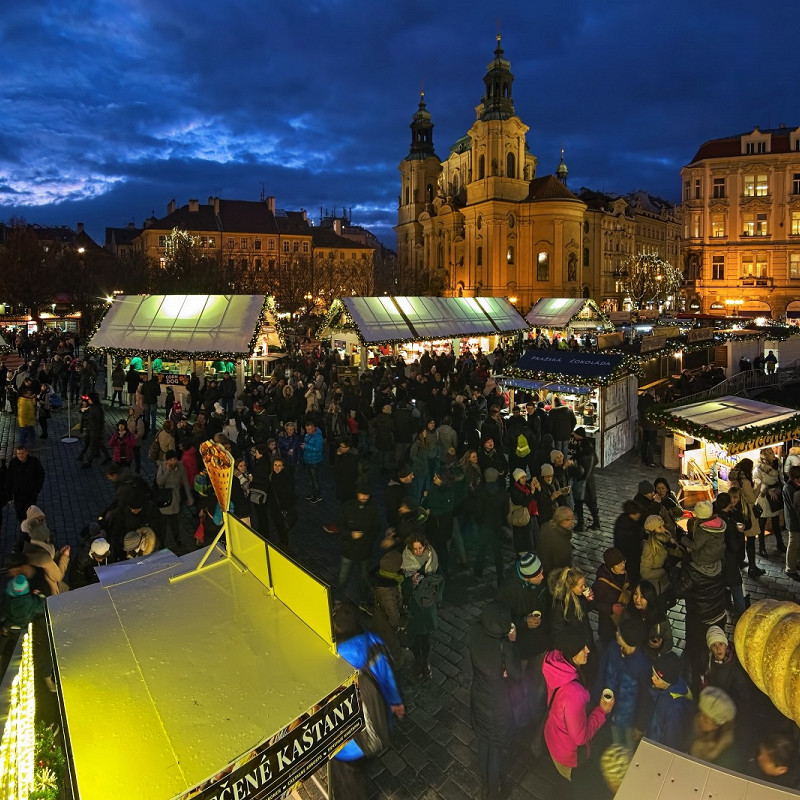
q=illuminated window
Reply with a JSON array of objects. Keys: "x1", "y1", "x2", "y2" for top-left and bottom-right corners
[
  {"x1": 691, "y1": 213, "x2": 701, "y2": 238},
  {"x1": 158, "y1": 235, "x2": 166, "y2": 248},
  {"x1": 791, "y1": 211, "x2": 800, "y2": 236},
  {"x1": 507, "y1": 245, "x2": 515, "y2": 265},
  {"x1": 712, "y1": 255, "x2": 725, "y2": 280},
  {"x1": 742, "y1": 212, "x2": 768, "y2": 236},
  {"x1": 159, "y1": 257, "x2": 166, "y2": 269},
  {"x1": 711, "y1": 214, "x2": 726, "y2": 238},
  {"x1": 537, "y1": 252, "x2": 549, "y2": 282},
  {"x1": 303, "y1": 241, "x2": 309, "y2": 253},
  {"x1": 254, "y1": 239, "x2": 262, "y2": 250},
  {"x1": 712, "y1": 178, "x2": 726, "y2": 198},
  {"x1": 743, "y1": 174, "x2": 768, "y2": 196},
  {"x1": 791, "y1": 254, "x2": 800, "y2": 279}
]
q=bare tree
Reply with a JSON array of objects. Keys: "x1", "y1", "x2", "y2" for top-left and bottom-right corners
[
  {"x1": 0, "y1": 222, "x2": 57, "y2": 320},
  {"x1": 620, "y1": 252, "x2": 681, "y2": 309}
]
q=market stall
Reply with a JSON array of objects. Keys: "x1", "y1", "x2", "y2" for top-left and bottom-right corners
[
  {"x1": 39, "y1": 442, "x2": 360, "y2": 800},
  {"x1": 88, "y1": 294, "x2": 285, "y2": 399},
  {"x1": 524, "y1": 297, "x2": 613, "y2": 344},
  {"x1": 499, "y1": 349, "x2": 639, "y2": 467},
  {"x1": 318, "y1": 295, "x2": 528, "y2": 370},
  {"x1": 648, "y1": 395, "x2": 800, "y2": 505}
]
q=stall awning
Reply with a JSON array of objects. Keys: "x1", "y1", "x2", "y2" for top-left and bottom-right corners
[
  {"x1": 496, "y1": 376, "x2": 593, "y2": 395},
  {"x1": 513, "y1": 349, "x2": 625, "y2": 380},
  {"x1": 525, "y1": 297, "x2": 613, "y2": 331},
  {"x1": 88, "y1": 294, "x2": 281, "y2": 359},
  {"x1": 320, "y1": 296, "x2": 529, "y2": 345},
  {"x1": 653, "y1": 395, "x2": 800, "y2": 454},
  {"x1": 48, "y1": 545, "x2": 357, "y2": 800}
]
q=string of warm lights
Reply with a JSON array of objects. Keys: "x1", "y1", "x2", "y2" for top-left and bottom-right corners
[{"x1": 0, "y1": 625, "x2": 36, "y2": 800}]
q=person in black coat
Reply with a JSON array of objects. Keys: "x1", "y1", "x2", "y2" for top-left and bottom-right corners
[
  {"x1": 473, "y1": 468, "x2": 508, "y2": 584},
  {"x1": 337, "y1": 486, "x2": 380, "y2": 603},
  {"x1": 715, "y1": 492, "x2": 747, "y2": 619},
  {"x1": 477, "y1": 436, "x2": 508, "y2": 481},
  {"x1": 6, "y1": 445, "x2": 45, "y2": 523},
  {"x1": 469, "y1": 602, "x2": 521, "y2": 800},
  {"x1": 548, "y1": 397, "x2": 577, "y2": 453},
  {"x1": 333, "y1": 438, "x2": 360, "y2": 505},
  {"x1": 267, "y1": 457, "x2": 296, "y2": 547},
  {"x1": 613, "y1": 500, "x2": 645, "y2": 586},
  {"x1": 568, "y1": 428, "x2": 600, "y2": 531}
]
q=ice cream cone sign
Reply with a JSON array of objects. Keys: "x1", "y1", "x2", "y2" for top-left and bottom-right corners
[{"x1": 200, "y1": 440, "x2": 234, "y2": 513}]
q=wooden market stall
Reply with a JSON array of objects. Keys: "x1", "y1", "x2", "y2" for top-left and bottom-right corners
[
  {"x1": 317, "y1": 295, "x2": 529, "y2": 370},
  {"x1": 88, "y1": 294, "x2": 285, "y2": 400},
  {"x1": 524, "y1": 297, "x2": 613, "y2": 343},
  {"x1": 498, "y1": 349, "x2": 639, "y2": 467},
  {"x1": 648, "y1": 395, "x2": 800, "y2": 505},
  {"x1": 41, "y1": 442, "x2": 360, "y2": 800}
]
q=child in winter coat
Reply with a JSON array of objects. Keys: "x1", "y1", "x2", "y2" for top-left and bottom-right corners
[
  {"x1": 1, "y1": 575, "x2": 45, "y2": 628},
  {"x1": 647, "y1": 650, "x2": 695, "y2": 752},
  {"x1": 683, "y1": 500, "x2": 726, "y2": 574}
]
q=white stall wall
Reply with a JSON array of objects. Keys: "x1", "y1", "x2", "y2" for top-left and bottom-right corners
[
  {"x1": 723, "y1": 337, "x2": 764, "y2": 377},
  {"x1": 765, "y1": 336, "x2": 800, "y2": 368}
]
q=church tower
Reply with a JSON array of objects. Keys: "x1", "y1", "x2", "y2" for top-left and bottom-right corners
[{"x1": 396, "y1": 92, "x2": 442, "y2": 288}]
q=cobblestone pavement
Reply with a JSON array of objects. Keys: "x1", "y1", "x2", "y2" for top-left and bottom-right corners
[{"x1": 3, "y1": 403, "x2": 798, "y2": 800}]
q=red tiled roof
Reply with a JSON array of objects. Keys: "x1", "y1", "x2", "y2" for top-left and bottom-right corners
[
  {"x1": 526, "y1": 175, "x2": 583, "y2": 203},
  {"x1": 689, "y1": 128, "x2": 798, "y2": 163}
]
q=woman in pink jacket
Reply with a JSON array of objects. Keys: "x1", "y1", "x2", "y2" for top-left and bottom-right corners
[{"x1": 542, "y1": 627, "x2": 614, "y2": 782}]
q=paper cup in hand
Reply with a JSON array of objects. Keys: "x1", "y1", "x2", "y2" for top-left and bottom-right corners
[
  {"x1": 602, "y1": 689, "x2": 614, "y2": 702},
  {"x1": 531, "y1": 610, "x2": 542, "y2": 620}
]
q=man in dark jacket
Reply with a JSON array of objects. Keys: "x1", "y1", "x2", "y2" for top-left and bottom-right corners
[
  {"x1": 392, "y1": 401, "x2": 417, "y2": 469},
  {"x1": 537, "y1": 506, "x2": 574, "y2": 578},
  {"x1": 569, "y1": 427, "x2": 600, "y2": 531},
  {"x1": 140, "y1": 374, "x2": 162, "y2": 436},
  {"x1": 385, "y1": 465, "x2": 415, "y2": 531},
  {"x1": 473, "y1": 468, "x2": 508, "y2": 584},
  {"x1": 613, "y1": 500, "x2": 645, "y2": 587},
  {"x1": 632, "y1": 480, "x2": 674, "y2": 535},
  {"x1": 495, "y1": 552, "x2": 550, "y2": 665},
  {"x1": 548, "y1": 397, "x2": 576, "y2": 455},
  {"x1": 337, "y1": 485, "x2": 380, "y2": 604},
  {"x1": 782, "y1": 465, "x2": 800, "y2": 580},
  {"x1": 480, "y1": 405, "x2": 506, "y2": 455},
  {"x1": 6, "y1": 445, "x2": 45, "y2": 523},
  {"x1": 80, "y1": 392, "x2": 111, "y2": 469},
  {"x1": 637, "y1": 388, "x2": 658, "y2": 467},
  {"x1": 477, "y1": 436, "x2": 508, "y2": 480},
  {"x1": 373, "y1": 404, "x2": 395, "y2": 473}
]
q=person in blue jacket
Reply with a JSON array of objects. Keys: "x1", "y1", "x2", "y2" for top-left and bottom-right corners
[
  {"x1": 646, "y1": 650, "x2": 695, "y2": 752},
  {"x1": 300, "y1": 419, "x2": 324, "y2": 503},
  {"x1": 329, "y1": 602, "x2": 404, "y2": 800},
  {"x1": 595, "y1": 615, "x2": 652, "y2": 749}
]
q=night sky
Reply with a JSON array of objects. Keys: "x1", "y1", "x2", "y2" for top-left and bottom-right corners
[{"x1": 1, "y1": 1, "x2": 796, "y2": 249}]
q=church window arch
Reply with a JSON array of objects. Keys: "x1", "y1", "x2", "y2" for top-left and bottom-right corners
[
  {"x1": 537, "y1": 252, "x2": 550, "y2": 282},
  {"x1": 426, "y1": 183, "x2": 433, "y2": 202},
  {"x1": 478, "y1": 155, "x2": 485, "y2": 180},
  {"x1": 506, "y1": 152, "x2": 516, "y2": 179}
]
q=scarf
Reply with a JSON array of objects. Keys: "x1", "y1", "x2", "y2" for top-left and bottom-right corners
[
  {"x1": 378, "y1": 569, "x2": 404, "y2": 586},
  {"x1": 689, "y1": 720, "x2": 735, "y2": 763}
]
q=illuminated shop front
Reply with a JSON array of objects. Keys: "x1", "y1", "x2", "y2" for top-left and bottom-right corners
[
  {"x1": 318, "y1": 295, "x2": 529, "y2": 370},
  {"x1": 500, "y1": 349, "x2": 639, "y2": 467},
  {"x1": 524, "y1": 297, "x2": 613, "y2": 345},
  {"x1": 88, "y1": 294, "x2": 285, "y2": 399},
  {"x1": 649, "y1": 395, "x2": 800, "y2": 507}
]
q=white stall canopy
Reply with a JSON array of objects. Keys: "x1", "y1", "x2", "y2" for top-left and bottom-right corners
[{"x1": 525, "y1": 297, "x2": 613, "y2": 332}]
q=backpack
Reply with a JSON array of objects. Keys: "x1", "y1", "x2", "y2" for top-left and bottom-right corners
[
  {"x1": 354, "y1": 646, "x2": 392, "y2": 758},
  {"x1": 147, "y1": 438, "x2": 161, "y2": 463},
  {"x1": 515, "y1": 433, "x2": 531, "y2": 458}
]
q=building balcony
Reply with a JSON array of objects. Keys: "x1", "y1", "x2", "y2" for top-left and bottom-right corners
[
  {"x1": 739, "y1": 276, "x2": 772, "y2": 288},
  {"x1": 739, "y1": 232, "x2": 771, "y2": 239}
]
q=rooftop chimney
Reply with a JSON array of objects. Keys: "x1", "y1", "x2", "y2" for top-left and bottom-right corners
[
  {"x1": 333, "y1": 219, "x2": 342, "y2": 236},
  {"x1": 167, "y1": 199, "x2": 176, "y2": 214},
  {"x1": 265, "y1": 195, "x2": 276, "y2": 214},
  {"x1": 76, "y1": 222, "x2": 84, "y2": 234},
  {"x1": 188, "y1": 199, "x2": 199, "y2": 212}
]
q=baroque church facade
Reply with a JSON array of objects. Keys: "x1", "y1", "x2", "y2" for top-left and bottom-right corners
[{"x1": 395, "y1": 37, "x2": 587, "y2": 308}]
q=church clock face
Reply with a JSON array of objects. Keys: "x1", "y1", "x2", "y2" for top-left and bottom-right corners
[{"x1": 477, "y1": 214, "x2": 483, "y2": 230}]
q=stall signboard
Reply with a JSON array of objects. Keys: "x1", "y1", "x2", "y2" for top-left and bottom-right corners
[
  {"x1": 687, "y1": 327, "x2": 714, "y2": 343},
  {"x1": 176, "y1": 678, "x2": 362, "y2": 800},
  {"x1": 514, "y1": 350, "x2": 624, "y2": 379},
  {"x1": 652, "y1": 326, "x2": 681, "y2": 339},
  {"x1": 336, "y1": 366, "x2": 360, "y2": 385},
  {"x1": 597, "y1": 331, "x2": 624, "y2": 350},
  {"x1": 640, "y1": 335, "x2": 668, "y2": 353},
  {"x1": 156, "y1": 373, "x2": 189, "y2": 386}
]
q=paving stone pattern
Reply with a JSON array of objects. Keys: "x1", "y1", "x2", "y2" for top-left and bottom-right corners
[{"x1": 3, "y1": 401, "x2": 797, "y2": 800}]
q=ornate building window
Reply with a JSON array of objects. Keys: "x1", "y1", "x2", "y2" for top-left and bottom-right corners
[
  {"x1": 791, "y1": 211, "x2": 800, "y2": 236},
  {"x1": 507, "y1": 245, "x2": 515, "y2": 265},
  {"x1": 711, "y1": 214, "x2": 726, "y2": 238},
  {"x1": 478, "y1": 155, "x2": 485, "y2": 180},
  {"x1": 583, "y1": 247, "x2": 589, "y2": 267},
  {"x1": 743, "y1": 174, "x2": 768, "y2": 197},
  {"x1": 537, "y1": 252, "x2": 549, "y2": 282},
  {"x1": 791, "y1": 253, "x2": 800, "y2": 279},
  {"x1": 712, "y1": 255, "x2": 725, "y2": 281},
  {"x1": 426, "y1": 184, "x2": 434, "y2": 202},
  {"x1": 477, "y1": 246, "x2": 483, "y2": 266},
  {"x1": 506, "y1": 152, "x2": 516, "y2": 179}
]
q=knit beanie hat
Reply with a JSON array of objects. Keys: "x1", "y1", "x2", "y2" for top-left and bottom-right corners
[
  {"x1": 483, "y1": 468, "x2": 500, "y2": 483},
  {"x1": 705, "y1": 625, "x2": 728, "y2": 649},
  {"x1": 6, "y1": 575, "x2": 30, "y2": 597},
  {"x1": 512, "y1": 468, "x2": 527, "y2": 482},
  {"x1": 698, "y1": 686, "x2": 736, "y2": 726},
  {"x1": 618, "y1": 616, "x2": 648, "y2": 648},
  {"x1": 694, "y1": 500, "x2": 714, "y2": 520},
  {"x1": 550, "y1": 450, "x2": 563, "y2": 461},
  {"x1": 644, "y1": 514, "x2": 664, "y2": 532},
  {"x1": 653, "y1": 650, "x2": 683, "y2": 685},
  {"x1": 517, "y1": 552, "x2": 543, "y2": 578},
  {"x1": 379, "y1": 550, "x2": 403, "y2": 573},
  {"x1": 555, "y1": 627, "x2": 588, "y2": 661},
  {"x1": 20, "y1": 505, "x2": 46, "y2": 534},
  {"x1": 603, "y1": 547, "x2": 626, "y2": 570},
  {"x1": 90, "y1": 538, "x2": 111, "y2": 558},
  {"x1": 26, "y1": 520, "x2": 51, "y2": 543},
  {"x1": 123, "y1": 531, "x2": 144, "y2": 553},
  {"x1": 540, "y1": 463, "x2": 554, "y2": 477},
  {"x1": 637, "y1": 480, "x2": 655, "y2": 495}
]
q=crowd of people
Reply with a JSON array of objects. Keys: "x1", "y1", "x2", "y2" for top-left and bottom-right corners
[{"x1": 0, "y1": 331, "x2": 798, "y2": 799}]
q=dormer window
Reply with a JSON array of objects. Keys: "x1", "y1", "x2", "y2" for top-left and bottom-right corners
[{"x1": 742, "y1": 129, "x2": 770, "y2": 155}]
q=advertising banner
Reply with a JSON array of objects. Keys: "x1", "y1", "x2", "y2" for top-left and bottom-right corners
[
  {"x1": 687, "y1": 327, "x2": 714, "y2": 343},
  {"x1": 174, "y1": 678, "x2": 362, "y2": 800}
]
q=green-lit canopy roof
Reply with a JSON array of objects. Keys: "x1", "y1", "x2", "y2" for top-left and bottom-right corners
[
  {"x1": 88, "y1": 294, "x2": 281, "y2": 359},
  {"x1": 525, "y1": 297, "x2": 612, "y2": 331},
  {"x1": 320, "y1": 295, "x2": 529, "y2": 345}
]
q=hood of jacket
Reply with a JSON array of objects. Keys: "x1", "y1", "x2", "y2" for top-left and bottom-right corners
[
  {"x1": 698, "y1": 515, "x2": 726, "y2": 535},
  {"x1": 480, "y1": 602, "x2": 513, "y2": 639},
  {"x1": 542, "y1": 649, "x2": 578, "y2": 691}
]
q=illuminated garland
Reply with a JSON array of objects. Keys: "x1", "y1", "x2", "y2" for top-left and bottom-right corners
[
  {"x1": 503, "y1": 356, "x2": 642, "y2": 387},
  {"x1": 646, "y1": 402, "x2": 800, "y2": 451}
]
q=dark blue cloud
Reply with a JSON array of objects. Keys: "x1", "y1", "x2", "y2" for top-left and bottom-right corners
[{"x1": 0, "y1": 0, "x2": 796, "y2": 247}]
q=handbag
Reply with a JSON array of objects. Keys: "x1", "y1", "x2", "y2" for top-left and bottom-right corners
[
  {"x1": 248, "y1": 488, "x2": 267, "y2": 505},
  {"x1": 596, "y1": 576, "x2": 631, "y2": 626},
  {"x1": 155, "y1": 486, "x2": 173, "y2": 508},
  {"x1": 507, "y1": 498, "x2": 531, "y2": 527}
]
